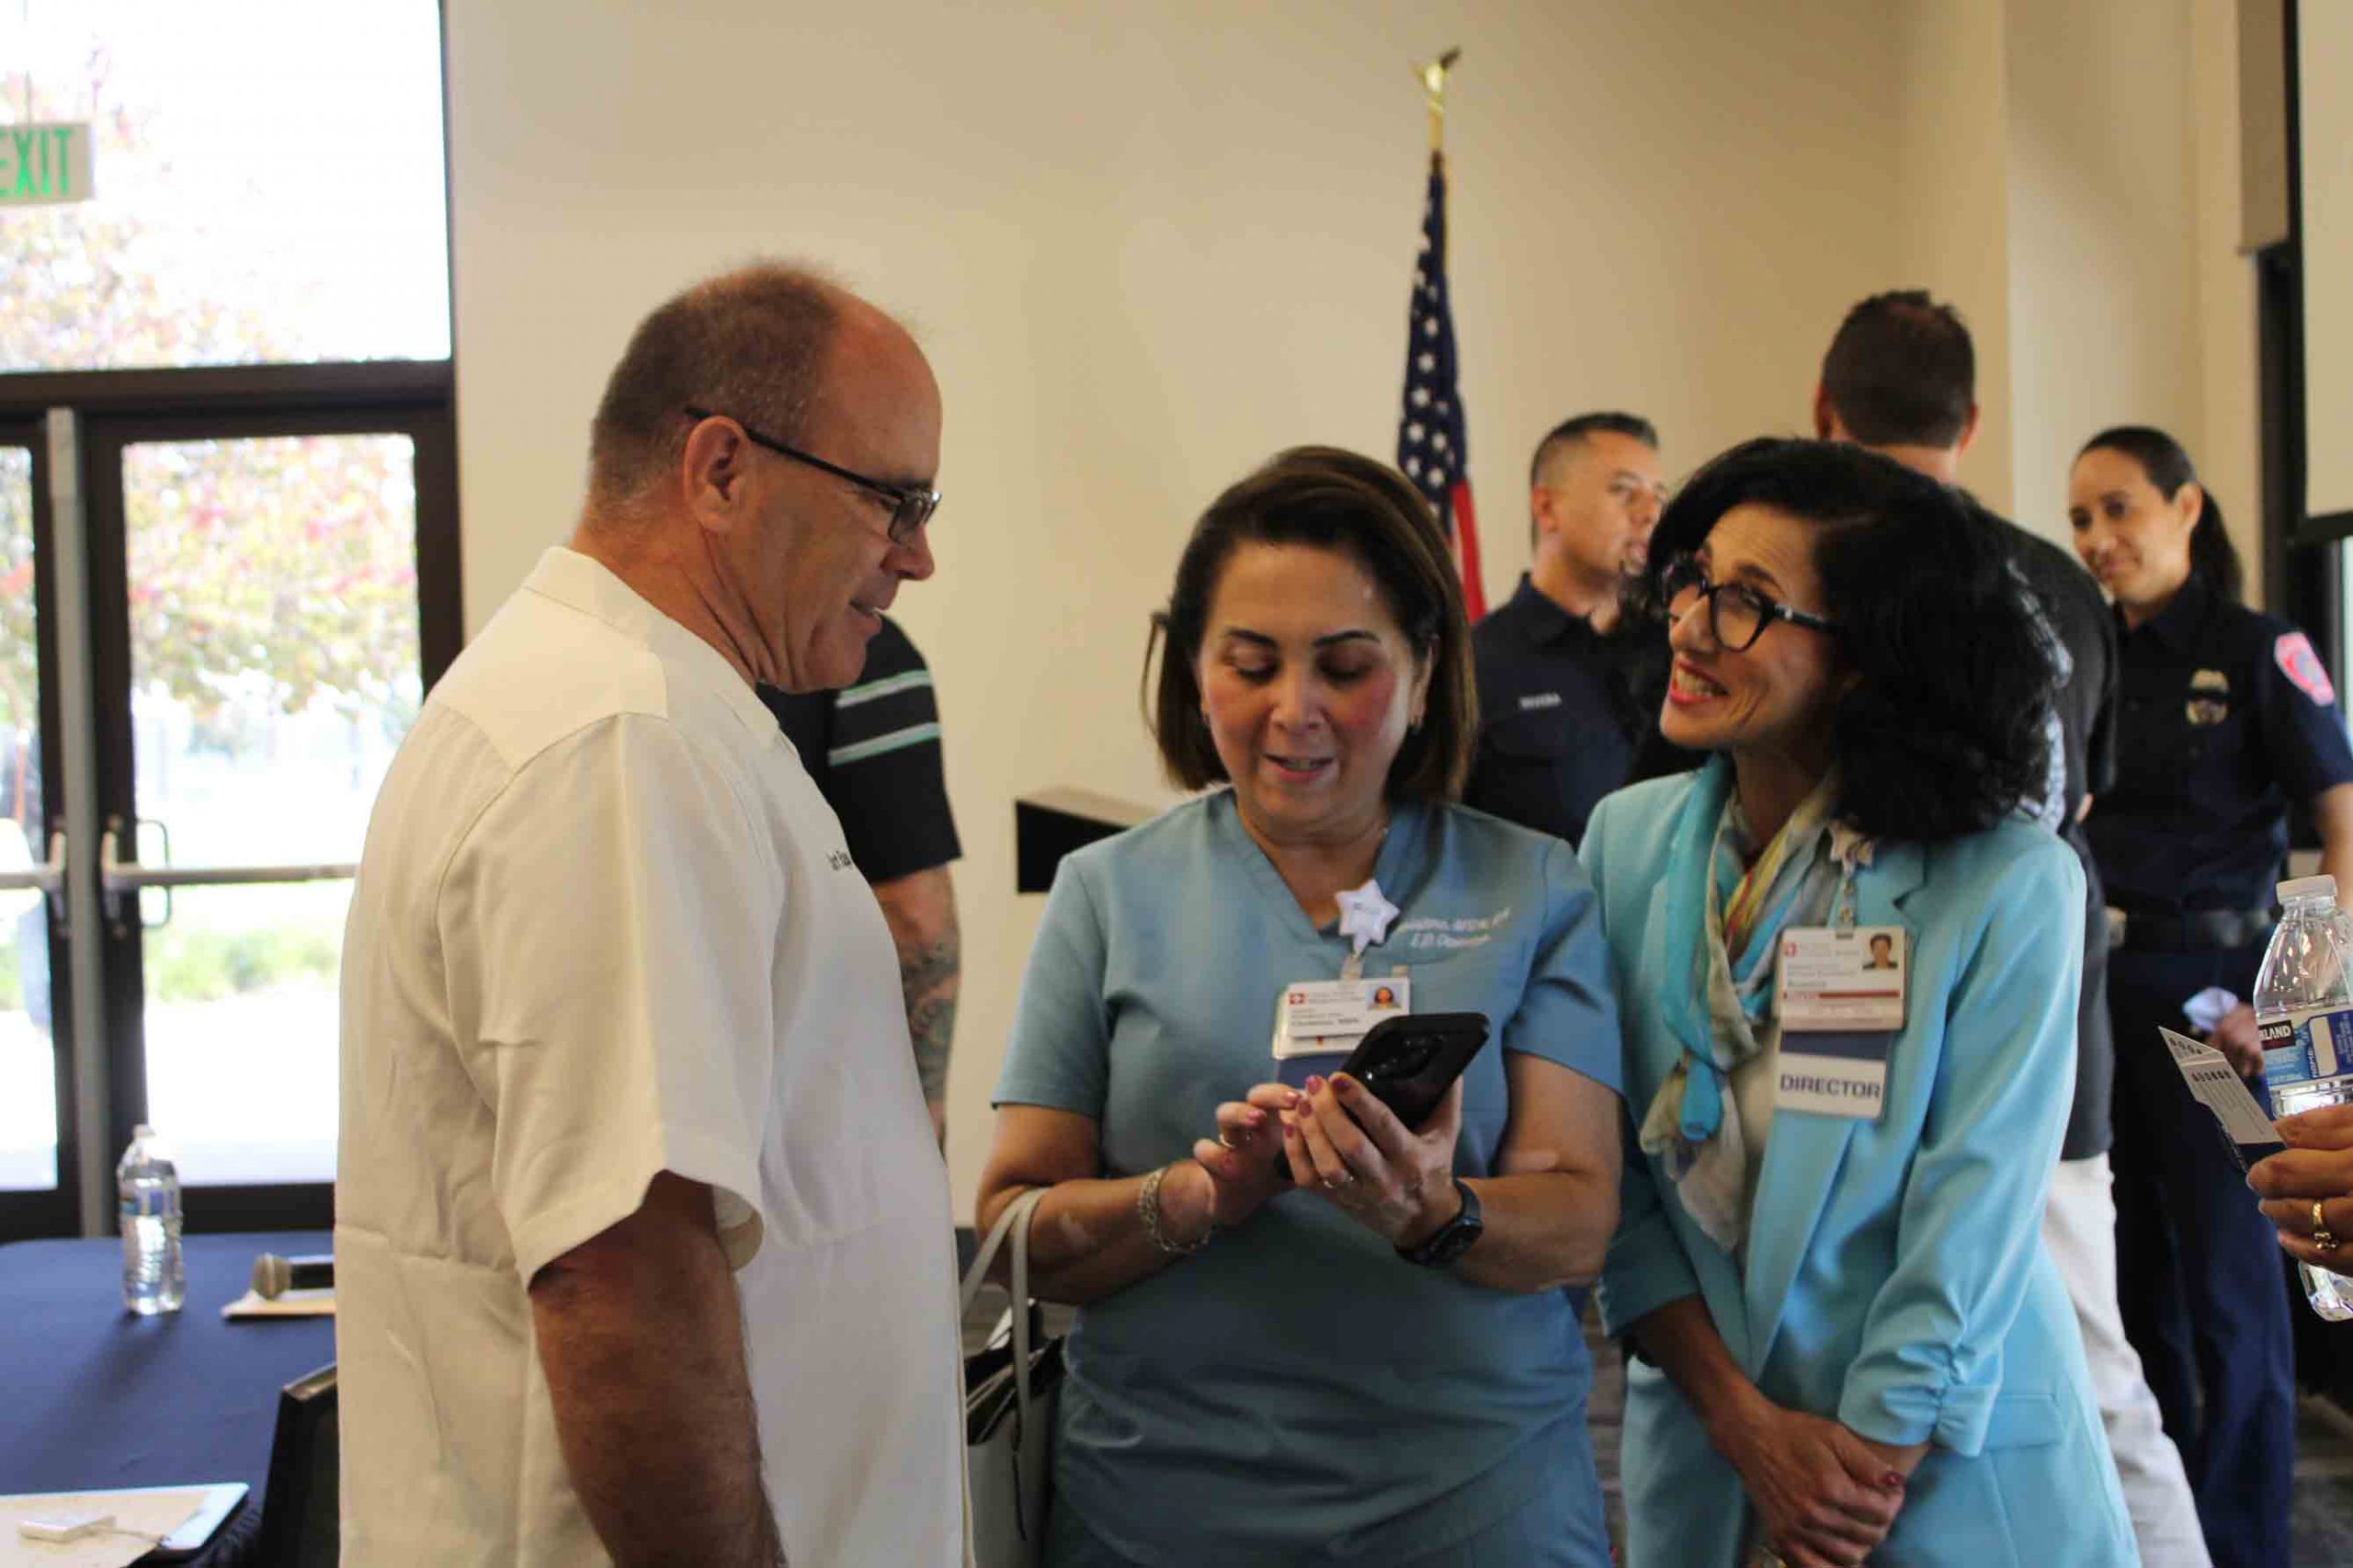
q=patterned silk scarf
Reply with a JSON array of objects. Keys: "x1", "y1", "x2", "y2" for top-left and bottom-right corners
[{"x1": 1638, "y1": 762, "x2": 1847, "y2": 1251}]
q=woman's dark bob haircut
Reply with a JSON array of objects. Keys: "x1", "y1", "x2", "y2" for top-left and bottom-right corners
[
  {"x1": 1646, "y1": 437, "x2": 2058, "y2": 844},
  {"x1": 1148, "y1": 447, "x2": 1477, "y2": 801}
]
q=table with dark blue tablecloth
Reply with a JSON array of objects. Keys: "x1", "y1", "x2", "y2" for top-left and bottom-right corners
[{"x1": 0, "y1": 1230, "x2": 334, "y2": 1564}]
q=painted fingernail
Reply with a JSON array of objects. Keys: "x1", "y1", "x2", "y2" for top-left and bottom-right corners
[
  {"x1": 1882, "y1": 1471, "x2": 1903, "y2": 1488},
  {"x1": 1304, "y1": 1075, "x2": 1325, "y2": 1093}
]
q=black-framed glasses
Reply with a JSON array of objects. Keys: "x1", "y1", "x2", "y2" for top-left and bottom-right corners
[
  {"x1": 684, "y1": 406, "x2": 939, "y2": 544},
  {"x1": 1658, "y1": 552, "x2": 1839, "y2": 651}
]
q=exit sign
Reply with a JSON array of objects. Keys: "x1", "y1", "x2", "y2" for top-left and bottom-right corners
[{"x1": 1, "y1": 123, "x2": 95, "y2": 207}]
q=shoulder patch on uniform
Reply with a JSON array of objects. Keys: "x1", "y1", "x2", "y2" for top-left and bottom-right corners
[{"x1": 2277, "y1": 631, "x2": 2337, "y2": 707}]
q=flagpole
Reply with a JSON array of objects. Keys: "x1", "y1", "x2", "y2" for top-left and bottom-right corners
[
  {"x1": 1418, "y1": 47, "x2": 1459, "y2": 155},
  {"x1": 1401, "y1": 46, "x2": 1483, "y2": 621},
  {"x1": 1417, "y1": 48, "x2": 1459, "y2": 265}
]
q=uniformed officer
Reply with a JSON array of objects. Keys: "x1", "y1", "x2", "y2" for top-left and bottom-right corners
[
  {"x1": 2072, "y1": 424, "x2": 2353, "y2": 1568},
  {"x1": 1463, "y1": 412, "x2": 1667, "y2": 846}
]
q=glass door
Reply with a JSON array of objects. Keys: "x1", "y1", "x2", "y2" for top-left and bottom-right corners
[
  {"x1": 81, "y1": 407, "x2": 456, "y2": 1229},
  {"x1": 0, "y1": 423, "x2": 70, "y2": 1236}
]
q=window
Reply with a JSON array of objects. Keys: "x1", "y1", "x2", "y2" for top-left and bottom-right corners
[
  {"x1": 3, "y1": 1, "x2": 450, "y2": 371},
  {"x1": 1, "y1": 2, "x2": 456, "y2": 1238}
]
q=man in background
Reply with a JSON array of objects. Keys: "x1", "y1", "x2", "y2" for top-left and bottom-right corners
[
  {"x1": 1815, "y1": 289, "x2": 2208, "y2": 1568},
  {"x1": 337, "y1": 263, "x2": 965, "y2": 1566},
  {"x1": 760, "y1": 614, "x2": 961, "y2": 1145},
  {"x1": 1464, "y1": 412, "x2": 1668, "y2": 846}
]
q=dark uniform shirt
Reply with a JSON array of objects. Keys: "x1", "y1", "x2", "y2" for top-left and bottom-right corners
[
  {"x1": 1464, "y1": 574, "x2": 1667, "y2": 847},
  {"x1": 756, "y1": 616, "x2": 961, "y2": 884},
  {"x1": 2086, "y1": 572, "x2": 2353, "y2": 915}
]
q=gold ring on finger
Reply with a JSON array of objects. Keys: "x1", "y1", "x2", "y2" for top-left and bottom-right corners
[{"x1": 2315, "y1": 1199, "x2": 2340, "y2": 1254}]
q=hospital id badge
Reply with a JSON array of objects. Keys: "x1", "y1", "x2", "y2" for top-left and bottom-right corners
[
  {"x1": 1272, "y1": 977, "x2": 1411, "y2": 1088},
  {"x1": 1774, "y1": 926, "x2": 1902, "y2": 1120},
  {"x1": 1777, "y1": 926, "x2": 1906, "y2": 1032}
]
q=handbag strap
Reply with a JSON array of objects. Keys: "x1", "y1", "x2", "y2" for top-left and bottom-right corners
[{"x1": 958, "y1": 1187, "x2": 1048, "y2": 1432}]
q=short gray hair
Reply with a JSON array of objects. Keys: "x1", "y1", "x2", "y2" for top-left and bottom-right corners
[{"x1": 586, "y1": 262, "x2": 843, "y2": 510}]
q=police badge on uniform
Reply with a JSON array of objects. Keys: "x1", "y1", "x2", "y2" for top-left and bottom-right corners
[{"x1": 2188, "y1": 668, "x2": 2231, "y2": 726}]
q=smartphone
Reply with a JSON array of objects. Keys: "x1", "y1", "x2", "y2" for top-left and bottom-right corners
[{"x1": 1335, "y1": 1012, "x2": 1489, "y2": 1130}]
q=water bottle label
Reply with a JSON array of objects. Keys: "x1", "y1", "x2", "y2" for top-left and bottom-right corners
[{"x1": 2263, "y1": 1005, "x2": 2353, "y2": 1085}]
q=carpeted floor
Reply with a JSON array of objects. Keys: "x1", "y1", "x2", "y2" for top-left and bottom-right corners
[{"x1": 965, "y1": 1286, "x2": 2353, "y2": 1562}]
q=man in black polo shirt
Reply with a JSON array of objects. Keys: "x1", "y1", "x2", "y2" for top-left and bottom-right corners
[
  {"x1": 1464, "y1": 412, "x2": 1668, "y2": 846},
  {"x1": 1813, "y1": 290, "x2": 2207, "y2": 1568},
  {"x1": 759, "y1": 615, "x2": 961, "y2": 1146}
]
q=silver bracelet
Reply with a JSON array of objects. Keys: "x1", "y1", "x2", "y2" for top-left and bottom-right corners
[{"x1": 1137, "y1": 1163, "x2": 1212, "y2": 1255}]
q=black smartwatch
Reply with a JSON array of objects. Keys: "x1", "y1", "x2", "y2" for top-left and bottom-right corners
[{"x1": 1397, "y1": 1177, "x2": 1483, "y2": 1268}]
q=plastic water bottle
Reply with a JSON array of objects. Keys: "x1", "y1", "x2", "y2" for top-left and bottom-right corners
[
  {"x1": 118, "y1": 1124, "x2": 185, "y2": 1315},
  {"x1": 2253, "y1": 876, "x2": 2353, "y2": 1320}
]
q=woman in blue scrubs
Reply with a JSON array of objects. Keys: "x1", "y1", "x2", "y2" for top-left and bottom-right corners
[
  {"x1": 1584, "y1": 437, "x2": 2133, "y2": 1567},
  {"x1": 978, "y1": 448, "x2": 1626, "y2": 1565},
  {"x1": 2070, "y1": 426, "x2": 2353, "y2": 1568}
]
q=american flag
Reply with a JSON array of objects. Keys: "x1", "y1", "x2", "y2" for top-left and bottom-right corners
[{"x1": 1396, "y1": 152, "x2": 1485, "y2": 620}]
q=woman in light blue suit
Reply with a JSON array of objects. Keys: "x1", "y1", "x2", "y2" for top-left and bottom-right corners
[{"x1": 1584, "y1": 439, "x2": 2132, "y2": 1568}]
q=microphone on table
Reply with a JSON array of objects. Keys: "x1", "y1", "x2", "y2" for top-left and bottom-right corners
[{"x1": 252, "y1": 1252, "x2": 334, "y2": 1299}]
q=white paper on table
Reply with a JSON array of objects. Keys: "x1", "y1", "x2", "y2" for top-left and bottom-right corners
[
  {"x1": 220, "y1": 1287, "x2": 334, "y2": 1319},
  {"x1": 1, "y1": 1487, "x2": 204, "y2": 1568},
  {"x1": 2161, "y1": 1027, "x2": 2290, "y2": 1148}
]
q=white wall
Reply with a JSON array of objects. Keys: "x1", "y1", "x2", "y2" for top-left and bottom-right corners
[
  {"x1": 1894, "y1": 0, "x2": 2018, "y2": 515},
  {"x1": 446, "y1": 0, "x2": 1912, "y2": 1210},
  {"x1": 2192, "y1": 0, "x2": 2263, "y2": 588},
  {"x1": 2300, "y1": 0, "x2": 2353, "y2": 520},
  {"x1": 2000, "y1": 0, "x2": 2204, "y2": 544}
]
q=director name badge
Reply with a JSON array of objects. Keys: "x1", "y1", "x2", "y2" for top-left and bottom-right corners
[
  {"x1": 1774, "y1": 840, "x2": 1904, "y2": 1119},
  {"x1": 1271, "y1": 879, "x2": 1406, "y2": 1088}
]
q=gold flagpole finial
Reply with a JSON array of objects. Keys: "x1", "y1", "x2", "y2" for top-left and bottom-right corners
[{"x1": 1416, "y1": 47, "x2": 1461, "y2": 155}]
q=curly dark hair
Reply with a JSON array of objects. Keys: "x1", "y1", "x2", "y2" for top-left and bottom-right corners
[
  {"x1": 1645, "y1": 437, "x2": 2057, "y2": 844},
  {"x1": 1146, "y1": 447, "x2": 1477, "y2": 801}
]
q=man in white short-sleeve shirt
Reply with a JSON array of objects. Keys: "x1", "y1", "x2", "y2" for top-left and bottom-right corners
[{"x1": 335, "y1": 265, "x2": 966, "y2": 1567}]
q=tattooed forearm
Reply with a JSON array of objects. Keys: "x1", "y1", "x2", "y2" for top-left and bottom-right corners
[
  {"x1": 905, "y1": 979, "x2": 958, "y2": 1102},
  {"x1": 872, "y1": 867, "x2": 961, "y2": 1111}
]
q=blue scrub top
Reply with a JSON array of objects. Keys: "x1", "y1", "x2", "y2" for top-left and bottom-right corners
[{"x1": 995, "y1": 790, "x2": 1623, "y2": 1564}]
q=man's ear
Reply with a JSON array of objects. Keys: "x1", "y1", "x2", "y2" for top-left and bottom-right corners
[
  {"x1": 1954, "y1": 402, "x2": 1981, "y2": 460},
  {"x1": 680, "y1": 416, "x2": 754, "y2": 530},
  {"x1": 1811, "y1": 382, "x2": 1840, "y2": 441}
]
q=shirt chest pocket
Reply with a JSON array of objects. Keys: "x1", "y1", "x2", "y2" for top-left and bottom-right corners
[
  {"x1": 1475, "y1": 711, "x2": 1579, "y2": 824},
  {"x1": 2122, "y1": 681, "x2": 2244, "y2": 773},
  {"x1": 1484, "y1": 710, "x2": 1573, "y2": 764}
]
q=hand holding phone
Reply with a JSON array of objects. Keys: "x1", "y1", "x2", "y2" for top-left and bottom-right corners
[{"x1": 1336, "y1": 1013, "x2": 1488, "y2": 1131}]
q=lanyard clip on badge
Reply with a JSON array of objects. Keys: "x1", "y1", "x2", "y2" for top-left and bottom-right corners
[
  {"x1": 1336, "y1": 878, "x2": 1400, "y2": 981},
  {"x1": 1827, "y1": 822, "x2": 1874, "y2": 933}
]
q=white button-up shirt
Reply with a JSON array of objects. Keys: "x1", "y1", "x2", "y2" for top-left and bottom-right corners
[{"x1": 336, "y1": 547, "x2": 963, "y2": 1566}]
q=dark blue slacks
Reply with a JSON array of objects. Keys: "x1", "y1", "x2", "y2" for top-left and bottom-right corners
[{"x1": 2108, "y1": 945, "x2": 2297, "y2": 1568}]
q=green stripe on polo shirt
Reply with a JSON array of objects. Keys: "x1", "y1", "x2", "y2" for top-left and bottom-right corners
[
  {"x1": 828, "y1": 721, "x2": 941, "y2": 767},
  {"x1": 835, "y1": 670, "x2": 934, "y2": 709}
]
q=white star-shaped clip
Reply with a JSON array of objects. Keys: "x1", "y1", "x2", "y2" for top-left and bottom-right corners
[{"x1": 1336, "y1": 879, "x2": 1400, "y2": 956}]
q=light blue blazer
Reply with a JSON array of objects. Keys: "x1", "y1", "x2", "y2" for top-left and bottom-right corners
[{"x1": 1582, "y1": 768, "x2": 2132, "y2": 1568}]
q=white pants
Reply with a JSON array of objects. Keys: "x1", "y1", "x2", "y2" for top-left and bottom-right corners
[{"x1": 2043, "y1": 1153, "x2": 2213, "y2": 1568}]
